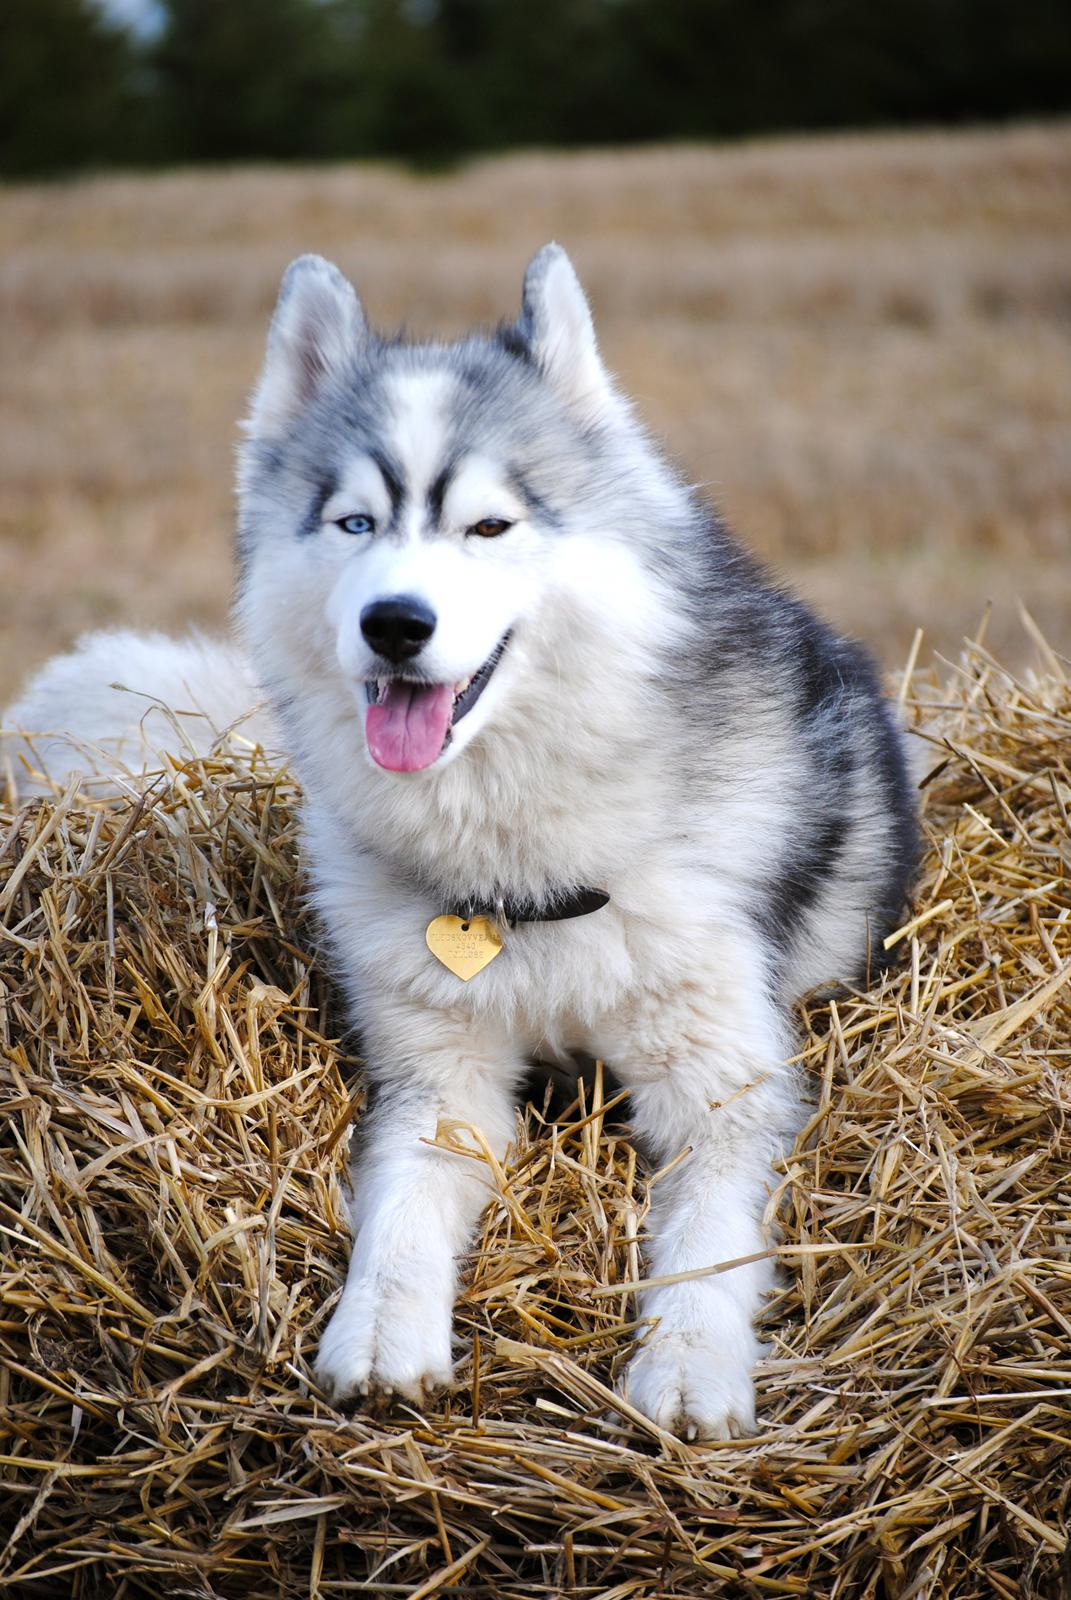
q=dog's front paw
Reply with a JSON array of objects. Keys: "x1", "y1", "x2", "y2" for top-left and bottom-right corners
[
  {"x1": 622, "y1": 1329, "x2": 758, "y2": 1441},
  {"x1": 315, "y1": 1278, "x2": 454, "y2": 1405}
]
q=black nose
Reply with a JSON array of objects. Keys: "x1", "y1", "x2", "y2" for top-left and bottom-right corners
[{"x1": 360, "y1": 595, "x2": 437, "y2": 664}]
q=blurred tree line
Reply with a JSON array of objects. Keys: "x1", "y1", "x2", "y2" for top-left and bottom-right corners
[{"x1": 2, "y1": 0, "x2": 1069, "y2": 177}]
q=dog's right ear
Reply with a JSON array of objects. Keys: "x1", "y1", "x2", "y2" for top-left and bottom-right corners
[
  {"x1": 520, "y1": 243, "x2": 618, "y2": 424},
  {"x1": 247, "y1": 255, "x2": 364, "y2": 437}
]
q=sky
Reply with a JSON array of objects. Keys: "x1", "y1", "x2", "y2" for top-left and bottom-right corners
[{"x1": 96, "y1": 0, "x2": 165, "y2": 39}]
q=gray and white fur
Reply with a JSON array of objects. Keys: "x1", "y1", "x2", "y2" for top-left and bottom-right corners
[{"x1": 3, "y1": 246, "x2": 917, "y2": 1439}]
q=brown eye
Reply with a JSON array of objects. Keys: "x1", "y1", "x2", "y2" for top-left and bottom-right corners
[{"x1": 469, "y1": 517, "x2": 513, "y2": 539}]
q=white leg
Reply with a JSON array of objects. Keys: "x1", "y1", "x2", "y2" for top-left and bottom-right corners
[
  {"x1": 315, "y1": 1001, "x2": 522, "y2": 1404},
  {"x1": 610, "y1": 948, "x2": 797, "y2": 1439}
]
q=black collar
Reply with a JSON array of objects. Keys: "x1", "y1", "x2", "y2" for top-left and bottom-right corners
[{"x1": 451, "y1": 887, "x2": 610, "y2": 929}]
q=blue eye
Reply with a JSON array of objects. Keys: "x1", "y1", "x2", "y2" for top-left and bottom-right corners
[{"x1": 336, "y1": 513, "x2": 376, "y2": 536}]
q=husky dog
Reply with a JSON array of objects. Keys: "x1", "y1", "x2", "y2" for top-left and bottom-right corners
[{"x1": 4, "y1": 247, "x2": 917, "y2": 1439}]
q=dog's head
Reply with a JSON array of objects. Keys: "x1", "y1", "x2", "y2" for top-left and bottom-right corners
[{"x1": 238, "y1": 246, "x2": 670, "y2": 776}]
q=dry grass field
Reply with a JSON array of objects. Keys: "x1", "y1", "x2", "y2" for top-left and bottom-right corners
[{"x1": 1, "y1": 121, "x2": 1070, "y2": 703}]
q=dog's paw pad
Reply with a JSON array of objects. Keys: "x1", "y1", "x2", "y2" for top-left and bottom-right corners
[
  {"x1": 622, "y1": 1331, "x2": 757, "y2": 1442},
  {"x1": 314, "y1": 1284, "x2": 453, "y2": 1406}
]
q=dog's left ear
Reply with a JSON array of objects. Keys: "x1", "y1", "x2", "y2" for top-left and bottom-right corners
[
  {"x1": 247, "y1": 254, "x2": 365, "y2": 438},
  {"x1": 521, "y1": 244, "x2": 617, "y2": 423}
]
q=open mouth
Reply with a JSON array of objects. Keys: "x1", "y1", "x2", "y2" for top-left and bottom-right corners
[{"x1": 363, "y1": 633, "x2": 510, "y2": 772}]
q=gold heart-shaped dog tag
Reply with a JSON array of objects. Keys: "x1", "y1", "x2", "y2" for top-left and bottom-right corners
[{"x1": 425, "y1": 915, "x2": 503, "y2": 981}]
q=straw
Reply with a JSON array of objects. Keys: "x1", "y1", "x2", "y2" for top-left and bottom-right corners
[{"x1": 1, "y1": 633, "x2": 1068, "y2": 1598}]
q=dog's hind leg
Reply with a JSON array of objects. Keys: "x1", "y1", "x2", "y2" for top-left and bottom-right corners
[
  {"x1": 315, "y1": 1001, "x2": 524, "y2": 1406},
  {"x1": 606, "y1": 935, "x2": 798, "y2": 1440}
]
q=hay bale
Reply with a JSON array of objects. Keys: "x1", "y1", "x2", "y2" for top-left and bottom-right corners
[{"x1": 1, "y1": 637, "x2": 1069, "y2": 1598}]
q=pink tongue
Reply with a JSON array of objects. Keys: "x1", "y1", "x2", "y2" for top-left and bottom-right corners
[{"x1": 365, "y1": 681, "x2": 454, "y2": 772}]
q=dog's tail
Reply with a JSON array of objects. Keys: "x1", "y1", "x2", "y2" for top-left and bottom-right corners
[{"x1": 2, "y1": 629, "x2": 278, "y2": 800}]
